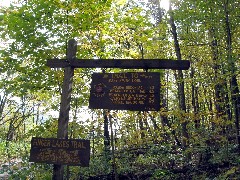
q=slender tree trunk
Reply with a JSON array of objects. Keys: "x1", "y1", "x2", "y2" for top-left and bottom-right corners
[
  {"x1": 0, "y1": 92, "x2": 7, "y2": 121},
  {"x1": 208, "y1": 15, "x2": 232, "y2": 134},
  {"x1": 142, "y1": 112, "x2": 153, "y2": 138},
  {"x1": 138, "y1": 112, "x2": 145, "y2": 139},
  {"x1": 209, "y1": 26, "x2": 223, "y2": 117},
  {"x1": 159, "y1": 73, "x2": 181, "y2": 146},
  {"x1": 169, "y1": 1, "x2": 189, "y2": 147},
  {"x1": 190, "y1": 67, "x2": 200, "y2": 129},
  {"x1": 223, "y1": 0, "x2": 240, "y2": 151},
  {"x1": 103, "y1": 110, "x2": 110, "y2": 148}
]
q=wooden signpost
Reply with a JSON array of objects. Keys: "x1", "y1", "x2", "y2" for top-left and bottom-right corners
[{"x1": 37, "y1": 39, "x2": 190, "y2": 180}]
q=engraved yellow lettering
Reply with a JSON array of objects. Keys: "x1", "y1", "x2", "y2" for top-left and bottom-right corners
[
  {"x1": 56, "y1": 140, "x2": 62, "y2": 148},
  {"x1": 52, "y1": 139, "x2": 57, "y2": 147},
  {"x1": 71, "y1": 141, "x2": 77, "y2": 148},
  {"x1": 77, "y1": 142, "x2": 86, "y2": 149},
  {"x1": 63, "y1": 141, "x2": 69, "y2": 148},
  {"x1": 34, "y1": 139, "x2": 51, "y2": 147}
]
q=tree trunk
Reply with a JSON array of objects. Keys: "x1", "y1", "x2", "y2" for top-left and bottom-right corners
[
  {"x1": 190, "y1": 67, "x2": 200, "y2": 129},
  {"x1": 138, "y1": 112, "x2": 145, "y2": 139},
  {"x1": 104, "y1": 110, "x2": 110, "y2": 148},
  {"x1": 159, "y1": 73, "x2": 181, "y2": 146},
  {"x1": 208, "y1": 26, "x2": 228, "y2": 132},
  {"x1": 223, "y1": 0, "x2": 240, "y2": 151},
  {"x1": 0, "y1": 92, "x2": 7, "y2": 120},
  {"x1": 209, "y1": 26, "x2": 223, "y2": 117},
  {"x1": 169, "y1": 1, "x2": 189, "y2": 148}
]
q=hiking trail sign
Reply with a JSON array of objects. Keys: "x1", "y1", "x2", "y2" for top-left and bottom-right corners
[
  {"x1": 29, "y1": 137, "x2": 90, "y2": 166},
  {"x1": 44, "y1": 39, "x2": 190, "y2": 180},
  {"x1": 89, "y1": 72, "x2": 160, "y2": 111}
]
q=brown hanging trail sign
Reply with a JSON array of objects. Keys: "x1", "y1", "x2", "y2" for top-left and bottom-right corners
[
  {"x1": 89, "y1": 72, "x2": 160, "y2": 111},
  {"x1": 42, "y1": 39, "x2": 190, "y2": 180}
]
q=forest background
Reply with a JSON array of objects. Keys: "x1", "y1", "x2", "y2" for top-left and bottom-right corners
[{"x1": 0, "y1": 0, "x2": 240, "y2": 179}]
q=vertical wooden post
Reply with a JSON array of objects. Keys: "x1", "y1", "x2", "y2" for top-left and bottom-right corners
[{"x1": 52, "y1": 39, "x2": 77, "y2": 180}]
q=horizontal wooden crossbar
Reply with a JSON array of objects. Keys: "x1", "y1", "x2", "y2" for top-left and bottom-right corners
[{"x1": 46, "y1": 59, "x2": 190, "y2": 70}]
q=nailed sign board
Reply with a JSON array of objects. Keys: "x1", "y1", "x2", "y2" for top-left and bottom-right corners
[
  {"x1": 29, "y1": 137, "x2": 90, "y2": 166},
  {"x1": 89, "y1": 72, "x2": 160, "y2": 111}
]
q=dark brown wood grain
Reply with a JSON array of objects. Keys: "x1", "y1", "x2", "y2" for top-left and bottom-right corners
[
  {"x1": 46, "y1": 59, "x2": 190, "y2": 70},
  {"x1": 29, "y1": 137, "x2": 90, "y2": 166}
]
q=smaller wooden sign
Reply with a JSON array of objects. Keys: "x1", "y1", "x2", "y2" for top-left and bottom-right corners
[{"x1": 29, "y1": 137, "x2": 90, "y2": 166}]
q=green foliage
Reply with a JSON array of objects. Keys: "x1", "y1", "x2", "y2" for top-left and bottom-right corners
[
  {"x1": 0, "y1": 0, "x2": 240, "y2": 179},
  {"x1": 151, "y1": 169, "x2": 176, "y2": 180},
  {"x1": 27, "y1": 118, "x2": 58, "y2": 138},
  {"x1": 10, "y1": 163, "x2": 52, "y2": 180}
]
